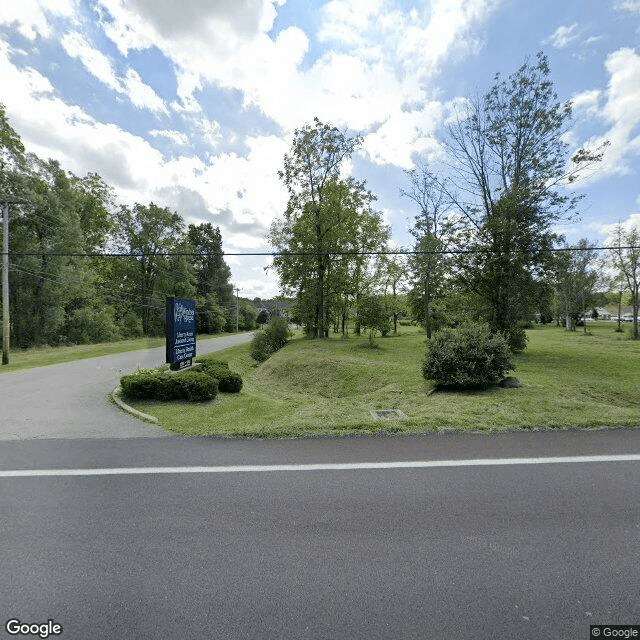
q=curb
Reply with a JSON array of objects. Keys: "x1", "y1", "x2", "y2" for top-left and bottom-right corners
[{"x1": 111, "y1": 386, "x2": 159, "y2": 425}]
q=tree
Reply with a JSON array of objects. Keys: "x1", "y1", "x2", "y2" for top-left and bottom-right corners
[
  {"x1": 114, "y1": 203, "x2": 194, "y2": 335},
  {"x1": 357, "y1": 295, "x2": 389, "y2": 346},
  {"x1": 256, "y1": 308, "x2": 270, "y2": 326},
  {"x1": 70, "y1": 172, "x2": 116, "y2": 253},
  {"x1": 236, "y1": 298, "x2": 257, "y2": 331},
  {"x1": 270, "y1": 168, "x2": 387, "y2": 338},
  {"x1": 443, "y1": 52, "x2": 606, "y2": 351},
  {"x1": 380, "y1": 255, "x2": 407, "y2": 334},
  {"x1": 275, "y1": 118, "x2": 362, "y2": 338},
  {"x1": 0, "y1": 103, "x2": 26, "y2": 197},
  {"x1": 9, "y1": 156, "x2": 103, "y2": 347},
  {"x1": 187, "y1": 222, "x2": 234, "y2": 327},
  {"x1": 606, "y1": 224, "x2": 640, "y2": 339},
  {"x1": 401, "y1": 165, "x2": 456, "y2": 338},
  {"x1": 554, "y1": 239, "x2": 599, "y2": 332}
]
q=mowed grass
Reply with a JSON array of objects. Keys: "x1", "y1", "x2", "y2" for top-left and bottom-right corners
[
  {"x1": 124, "y1": 323, "x2": 640, "y2": 438},
  {"x1": 0, "y1": 333, "x2": 235, "y2": 373}
]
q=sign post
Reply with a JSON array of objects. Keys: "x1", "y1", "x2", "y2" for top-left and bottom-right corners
[{"x1": 166, "y1": 297, "x2": 196, "y2": 370}]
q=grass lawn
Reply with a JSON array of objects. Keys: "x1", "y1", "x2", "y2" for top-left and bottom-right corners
[
  {"x1": 123, "y1": 322, "x2": 640, "y2": 438},
  {"x1": 0, "y1": 333, "x2": 236, "y2": 373}
]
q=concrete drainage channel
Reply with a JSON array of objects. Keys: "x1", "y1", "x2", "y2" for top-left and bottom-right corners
[{"x1": 370, "y1": 410, "x2": 406, "y2": 420}]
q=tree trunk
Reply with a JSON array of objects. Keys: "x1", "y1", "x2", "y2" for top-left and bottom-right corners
[{"x1": 424, "y1": 273, "x2": 431, "y2": 339}]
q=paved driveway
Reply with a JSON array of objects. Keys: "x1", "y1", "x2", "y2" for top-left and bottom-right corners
[{"x1": 0, "y1": 333, "x2": 253, "y2": 440}]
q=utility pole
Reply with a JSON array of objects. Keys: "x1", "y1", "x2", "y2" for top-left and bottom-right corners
[
  {"x1": 235, "y1": 287, "x2": 240, "y2": 333},
  {"x1": 2, "y1": 201, "x2": 8, "y2": 365},
  {"x1": 1, "y1": 197, "x2": 29, "y2": 365}
]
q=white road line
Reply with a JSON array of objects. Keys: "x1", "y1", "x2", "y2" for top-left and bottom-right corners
[{"x1": 1, "y1": 454, "x2": 639, "y2": 477}]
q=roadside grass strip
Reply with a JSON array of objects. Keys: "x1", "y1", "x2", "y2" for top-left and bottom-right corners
[
  {"x1": 123, "y1": 323, "x2": 640, "y2": 437},
  {"x1": 2, "y1": 454, "x2": 640, "y2": 477}
]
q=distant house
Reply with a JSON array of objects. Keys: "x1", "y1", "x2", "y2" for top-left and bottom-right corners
[{"x1": 595, "y1": 307, "x2": 612, "y2": 320}]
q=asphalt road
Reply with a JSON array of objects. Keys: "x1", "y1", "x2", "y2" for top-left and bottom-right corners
[
  {"x1": 1, "y1": 429, "x2": 640, "y2": 640},
  {"x1": 0, "y1": 332, "x2": 254, "y2": 440}
]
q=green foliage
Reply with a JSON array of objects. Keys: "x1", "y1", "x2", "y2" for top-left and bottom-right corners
[
  {"x1": 194, "y1": 355, "x2": 243, "y2": 393},
  {"x1": 196, "y1": 293, "x2": 228, "y2": 334},
  {"x1": 66, "y1": 305, "x2": 120, "y2": 344},
  {"x1": 250, "y1": 331, "x2": 274, "y2": 362},
  {"x1": 249, "y1": 317, "x2": 291, "y2": 362},
  {"x1": 357, "y1": 296, "x2": 389, "y2": 345},
  {"x1": 422, "y1": 323, "x2": 514, "y2": 390},
  {"x1": 0, "y1": 106, "x2": 238, "y2": 349},
  {"x1": 236, "y1": 299, "x2": 258, "y2": 331},
  {"x1": 173, "y1": 370, "x2": 219, "y2": 401},
  {"x1": 120, "y1": 368, "x2": 218, "y2": 402},
  {"x1": 270, "y1": 118, "x2": 388, "y2": 339},
  {"x1": 445, "y1": 53, "x2": 606, "y2": 353},
  {"x1": 264, "y1": 316, "x2": 291, "y2": 350}
]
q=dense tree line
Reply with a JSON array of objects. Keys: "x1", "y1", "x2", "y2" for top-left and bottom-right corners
[{"x1": 0, "y1": 105, "x2": 244, "y2": 349}]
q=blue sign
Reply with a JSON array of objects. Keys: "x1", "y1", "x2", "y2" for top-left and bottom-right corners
[{"x1": 166, "y1": 297, "x2": 196, "y2": 370}]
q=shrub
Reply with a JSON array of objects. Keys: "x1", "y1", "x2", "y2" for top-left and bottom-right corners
[
  {"x1": 172, "y1": 370, "x2": 218, "y2": 401},
  {"x1": 250, "y1": 330, "x2": 274, "y2": 362},
  {"x1": 422, "y1": 323, "x2": 514, "y2": 390},
  {"x1": 218, "y1": 372, "x2": 243, "y2": 393},
  {"x1": 264, "y1": 316, "x2": 291, "y2": 350},
  {"x1": 194, "y1": 356, "x2": 243, "y2": 393},
  {"x1": 120, "y1": 369, "x2": 167, "y2": 400},
  {"x1": 250, "y1": 317, "x2": 291, "y2": 362},
  {"x1": 120, "y1": 368, "x2": 218, "y2": 401}
]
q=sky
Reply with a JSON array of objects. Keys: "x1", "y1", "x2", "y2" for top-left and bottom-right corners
[{"x1": 1, "y1": 0, "x2": 639, "y2": 298}]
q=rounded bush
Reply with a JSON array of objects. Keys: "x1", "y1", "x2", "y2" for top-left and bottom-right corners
[
  {"x1": 120, "y1": 370, "x2": 171, "y2": 400},
  {"x1": 194, "y1": 357, "x2": 242, "y2": 393},
  {"x1": 422, "y1": 323, "x2": 514, "y2": 390},
  {"x1": 172, "y1": 370, "x2": 218, "y2": 401},
  {"x1": 218, "y1": 372, "x2": 243, "y2": 393}
]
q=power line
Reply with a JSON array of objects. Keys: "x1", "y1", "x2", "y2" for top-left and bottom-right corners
[{"x1": 4, "y1": 246, "x2": 640, "y2": 258}]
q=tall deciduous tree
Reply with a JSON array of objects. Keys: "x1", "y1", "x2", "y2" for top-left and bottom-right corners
[
  {"x1": 401, "y1": 165, "x2": 456, "y2": 338},
  {"x1": 444, "y1": 52, "x2": 607, "y2": 351},
  {"x1": 275, "y1": 118, "x2": 362, "y2": 338}
]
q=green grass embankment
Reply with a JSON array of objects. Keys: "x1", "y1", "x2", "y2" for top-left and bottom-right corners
[{"x1": 124, "y1": 323, "x2": 640, "y2": 438}]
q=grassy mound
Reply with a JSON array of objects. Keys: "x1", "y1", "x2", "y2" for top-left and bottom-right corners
[{"x1": 122, "y1": 324, "x2": 640, "y2": 438}]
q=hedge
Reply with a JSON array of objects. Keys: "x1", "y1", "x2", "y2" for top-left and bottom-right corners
[{"x1": 120, "y1": 369, "x2": 218, "y2": 402}]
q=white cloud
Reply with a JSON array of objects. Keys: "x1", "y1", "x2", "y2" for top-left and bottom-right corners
[
  {"x1": 547, "y1": 23, "x2": 580, "y2": 49},
  {"x1": 571, "y1": 89, "x2": 601, "y2": 117},
  {"x1": 600, "y1": 213, "x2": 640, "y2": 241},
  {"x1": 614, "y1": 0, "x2": 640, "y2": 14},
  {"x1": 149, "y1": 129, "x2": 189, "y2": 146},
  {"x1": 61, "y1": 31, "x2": 121, "y2": 92},
  {"x1": 0, "y1": 0, "x2": 76, "y2": 40},
  {"x1": 61, "y1": 31, "x2": 168, "y2": 114},
  {"x1": 93, "y1": 0, "x2": 499, "y2": 169},
  {"x1": 122, "y1": 68, "x2": 168, "y2": 114},
  {"x1": 573, "y1": 48, "x2": 640, "y2": 181}
]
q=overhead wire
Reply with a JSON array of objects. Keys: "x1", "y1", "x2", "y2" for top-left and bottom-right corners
[{"x1": 4, "y1": 245, "x2": 639, "y2": 258}]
